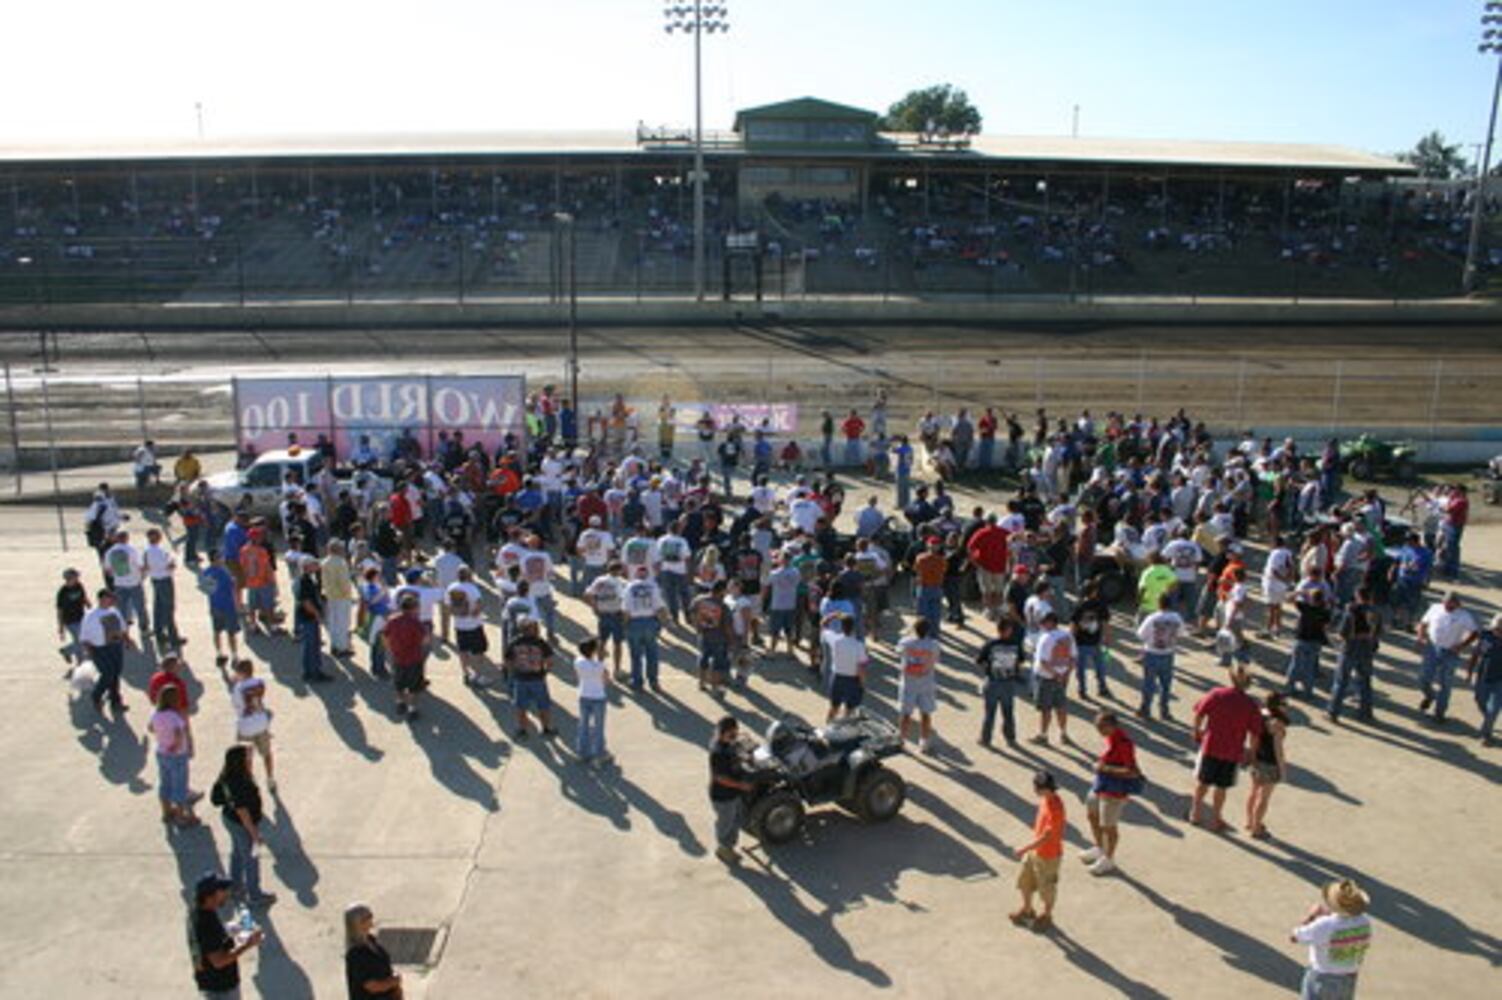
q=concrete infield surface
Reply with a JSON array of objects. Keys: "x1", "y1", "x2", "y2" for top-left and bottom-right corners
[{"x1": 2, "y1": 484, "x2": 1500, "y2": 1000}]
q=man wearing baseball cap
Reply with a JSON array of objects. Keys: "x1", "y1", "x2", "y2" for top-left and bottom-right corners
[
  {"x1": 189, "y1": 871, "x2": 262, "y2": 997},
  {"x1": 1289, "y1": 878, "x2": 1372, "y2": 997}
]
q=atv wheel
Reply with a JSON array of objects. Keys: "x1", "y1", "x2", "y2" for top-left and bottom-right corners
[
  {"x1": 747, "y1": 789, "x2": 805, "y2": 845},
  {"x1": 855, "y1": 768, "x2": 906, "y2": 824},
  {"x1": 1348, "y1": 458, "x2": 1372, "y2": 481},
  {"x1": 1395, "y1": 458, "x2": 1415, "y2": 481}
]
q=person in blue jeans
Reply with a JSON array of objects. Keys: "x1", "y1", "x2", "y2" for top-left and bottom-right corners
[
  {"x1": 1285, "y1": 591, "x2": 1332, "y2": 699},
  {"x1": 1467, "y1": 614, "x2": 1502, "y2": 746},
  {"x1": 976, "y1": 616, "x2": 1026, "y2": 746},
  {"x1": 1327, "y1": 590, "x2": 1381, "y2": 723},
  {"x1": 212, "y1": 745, "x2": 276, "y2": 908},
  {"x1": 1416, "y1": 592, "x2": 1479, "y2": 724},
  {"x1": 1135, "y1": 594, "x2": 1184, "y2": 720},
  {"x1": 624, "y1": 570, "x2": 667, "y2": 692},
  {"x1": 1071, "y1": 584, "x2": 1112, "y2": 699},
  {"x1": 292, "y1": 559, "x2": 331, "y2": 683},
  {"x1": 574, "y1": 638, "x2": 611, "y2": 763}
]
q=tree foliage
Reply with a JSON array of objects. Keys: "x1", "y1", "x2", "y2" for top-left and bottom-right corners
[
  {"x1": 878, "y1": 84, "x2": 983, "y2": 136},
  {"x1": 1397, "y1": 131, "x2": 1470, "y2": 180}
]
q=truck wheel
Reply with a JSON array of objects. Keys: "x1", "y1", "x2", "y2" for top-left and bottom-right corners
[
  {"x1": 747, "y1": 789, "x2": 804, "y2": 845},
  {"x1": 856, "y1": 768, "x2": 906, "y2": 823},
  {"x1": 1349, "y1": 458, "x2": 1371, "y2": 481}
]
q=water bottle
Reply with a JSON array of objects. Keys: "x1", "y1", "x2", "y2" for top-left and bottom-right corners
[{"x1": 234, "y1": 903, "x2": 257, "y2": 938}]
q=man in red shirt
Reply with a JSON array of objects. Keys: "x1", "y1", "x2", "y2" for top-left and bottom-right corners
[
  {"x1": 383, "y1": 594, "x2": 429, "y2": 721},
  {"x1": 966, "y1": 514, "x2": 1011, "y2": 620},
  {"x1": 1082, "y1": 711, "x2": 1139, "y2": 876},
  {"x1": 1439, "y1": 483, "x2": 1469, "y2": 580},
  {"x1": 388, "y1": 488, "x2": 414, "y2": 559},
  {"x1": 976, "y1": 407, "x2": 999, "y2": 470},
  {"x1": 1189, "y1": 665, "x2": 1264, "y2": 832},
  {"x1": 840, "y1": 410, "x2": 866, "y2": 467}
]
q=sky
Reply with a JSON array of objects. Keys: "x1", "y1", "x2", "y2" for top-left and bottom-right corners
[{"x1": 2, "y1": 0, "x2": 1495, "y2": 160}]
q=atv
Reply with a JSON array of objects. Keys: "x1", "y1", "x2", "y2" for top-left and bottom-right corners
[
  {"x1": 740, "y1": 712, "x2": 907, "y2": 845},
  {"x1": 1340, "y1": 435, "x2": 1417, "y2": 482}
]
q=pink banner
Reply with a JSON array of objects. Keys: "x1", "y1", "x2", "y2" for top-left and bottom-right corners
[
  {"x1": 698, "y1": 403, "x2": 800, "y2": 435},
  {"x1": 235, "y1": 376, "x2": 526, "y2": 460}
]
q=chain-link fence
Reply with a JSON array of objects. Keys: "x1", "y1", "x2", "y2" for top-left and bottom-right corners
[{"x1": 3, "y1": 352, "x2": 1500, "y2": 504}]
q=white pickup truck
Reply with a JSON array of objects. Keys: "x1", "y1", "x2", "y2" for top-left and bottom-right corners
[{"x1": 205, "y1": 448, "x2": 390, "y2": 518}]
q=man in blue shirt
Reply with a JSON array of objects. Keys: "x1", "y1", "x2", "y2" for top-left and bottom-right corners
[
  {"x1": 201, "y1": 550, "x2": 241, "y2": 669},
  {"x1": 1389, "y1": 533, "x2": 1432, "y2": 630},
  {"x1": 220, "y1": 511, "x2": 250, "y2": 604},
  {"x1": 892, "y1": 435, "x2": 914, "y2": 511},
  {"x1": 856, "y1": 496, "x2": 886, "y2": 539},
  {"x1": 1469, "y1": 614, "x2": 1502, "y2": 746}
]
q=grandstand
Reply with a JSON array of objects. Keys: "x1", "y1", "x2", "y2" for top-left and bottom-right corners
[{"x1": 1, "y1": 96, "x2": 1493, "y2": 306}]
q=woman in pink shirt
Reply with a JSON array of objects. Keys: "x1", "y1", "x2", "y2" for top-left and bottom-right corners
[{"x1": 148, "y1": 686, "x2": 198, "y2": 828}]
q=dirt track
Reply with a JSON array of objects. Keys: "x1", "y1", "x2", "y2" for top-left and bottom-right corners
[{"x1": 2, "y1": 323, "x2": 1500, "y2": 450}]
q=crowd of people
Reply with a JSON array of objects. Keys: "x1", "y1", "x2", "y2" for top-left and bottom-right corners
[{"x1": 59, "y1": 388, "x2": 1502, "y2": 996}]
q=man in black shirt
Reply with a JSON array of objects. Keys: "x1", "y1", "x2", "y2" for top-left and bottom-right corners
[
  {"x1": 709, "y1": 715, "x2": 754, "y2": 864},
  {"x1": 293, "y1": 559, "x2": 331, "y2": 683},
  {"x1": 56, "y1": 567, "x2": 90, "y2": 671},
  {"x1": 977, "y1": 615, "x2": 1027, "y2": 746},
  {"x1": 504, "y1": 618, "x2": 557, "y2": 741},
  {"x1": 1072, "y1": 583, "x2": 1112, "y2": 700},
  {"x1": 1328, "y1": 586, "x2": 1381, "y2": 723},
  {"x1": 190, "y1": 872, "x2": 261, "y2": 998},
  {"x1": 1285, "y1": 589, "x2": 1332, "y2": 699},
  {"x1": 717, "y1": 436, "x2": 742, "y2": 499}
]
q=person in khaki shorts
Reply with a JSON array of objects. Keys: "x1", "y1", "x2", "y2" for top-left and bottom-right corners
[
  {"x1": 1081, "y1": 711, "x2": 1141, "y2": 877},
  {"x1": 1011, "y1": 769, "x2": 1066, "y2": 933}
]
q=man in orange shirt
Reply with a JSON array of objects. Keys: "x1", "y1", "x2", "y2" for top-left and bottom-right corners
[
  {"x1": 912, "y1": 537, "x2": 948, "y2": 639},
  {"x1": 1011, "y1": 769, "x2": 1066, "y2": 933},
  {"x1": 239, "y1": 530, "x2": 281, "y2": 635}
]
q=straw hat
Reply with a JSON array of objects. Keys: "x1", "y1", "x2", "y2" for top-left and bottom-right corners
[{"x1": 1323, "y1": 879, "x2": 1370, "y2": 917}]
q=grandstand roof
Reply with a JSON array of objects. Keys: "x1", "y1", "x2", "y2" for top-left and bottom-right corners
[
  {"x1": 732, "y1": 97, "x2": 878, "y2": 131},
  {"x1": 0, "y1": 130, "x2": 1411, "y2": 177}
]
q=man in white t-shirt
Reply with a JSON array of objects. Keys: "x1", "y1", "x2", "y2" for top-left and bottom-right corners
[
  {"x1": 653, "y1": 526, "x2": 692, "y2": 624},
  {"x1": 585, "y1": 562, "x2": 629, "y2": 679},
  {"x1": 103, "y1": 529, "x2": 149, "y2": 639},
  {"x1": 432, "y1": 539, "x2": 468, "y2": 644},
  {"x1": 1160, "y1": 530, "x2": 1202, "y2": 621},
  {"x1": 1261, "y1": 536, "x2": 1296, "y2": 638},
  {"x1": 1416, "y1": 591, "x2": 1479, "y2": 723},
  {"x1": 1289, "y1": 879, "x2": 1372, "y2": 998},
  {"x1": 519, "y1": 537, "x2": 557, "y2": 644},
  {"x1": 788, "y1": 495, "x2": 823, "y2": 536},
  {"x1": 573, "y1": 516, "x2": 615, "y2": 596},
  {"x1": 1031, "y1": 612, "x2": 1075, "y2": 745},
  {"x1": 1135, "y1": 593, "x2": 1184, "y2": 721},
  {"x1": 447, "y1": 566, "x2": 488, "y2": 688},
  {"x1": 825, "y1": 614, "x2": 868, "y2": 722},
  {"x1": 143, "y1": 527, "x2": 181, "y2": 649}
]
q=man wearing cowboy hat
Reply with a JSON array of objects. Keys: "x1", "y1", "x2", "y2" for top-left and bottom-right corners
[{"x1": 1290, "y1": 878, "x2": 1372, "y2": 998}]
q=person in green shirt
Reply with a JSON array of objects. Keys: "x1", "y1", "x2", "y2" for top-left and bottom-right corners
[{"x1": 1137, "y1": 552, "x2": 1178, "y2": 623}]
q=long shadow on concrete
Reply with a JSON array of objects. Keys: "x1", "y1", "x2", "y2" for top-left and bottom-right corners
[
  {"x1": 1222, "y1": 836, "x2": 1502, "y2": 967},
  {"x1": 407, "y1": 695, "x2": 503, "y2": 813},
  {"x1": 1115, "y1": 871, "x2": 1305, "y2": 992},
  {"x1": 729, "y1": 810, "x2": 998, "y2": 989},
  {"x1": 250, "y1": 903, "x2": 316, "y2": 1000},
  {"x1": 266, "y1": 795, "x2": 321, "y2": 909},
  {"x1": 1047, "y1": 926, "x2": 1173, "y2": 1000},
  {"x1": 527, "y1": 737, "x2": 707, "y2": 858}
]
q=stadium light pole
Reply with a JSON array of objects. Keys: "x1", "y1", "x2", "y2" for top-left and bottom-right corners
[
  {"x1": 1463, "y1": 2, "x2": 1502, "y2": 293},
  {"x1": 664, "y1": 2, "x2": 730, "y2": 302},
  {"x1": 555, "y1": 212, "x2": 579, "y2": 415}
]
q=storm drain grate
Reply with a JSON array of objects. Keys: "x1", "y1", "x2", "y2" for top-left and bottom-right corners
[{"x1": 378, "y1": 926, "x2": 443, "y2": 967}]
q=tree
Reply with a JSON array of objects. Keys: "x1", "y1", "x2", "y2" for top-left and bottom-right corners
[
  {"x1": 1397, "y1": 131, "x2": 1470, "y2": 180},
  {"x1": 878, "y1": 84, "x2": 983, "y2": 136}
]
